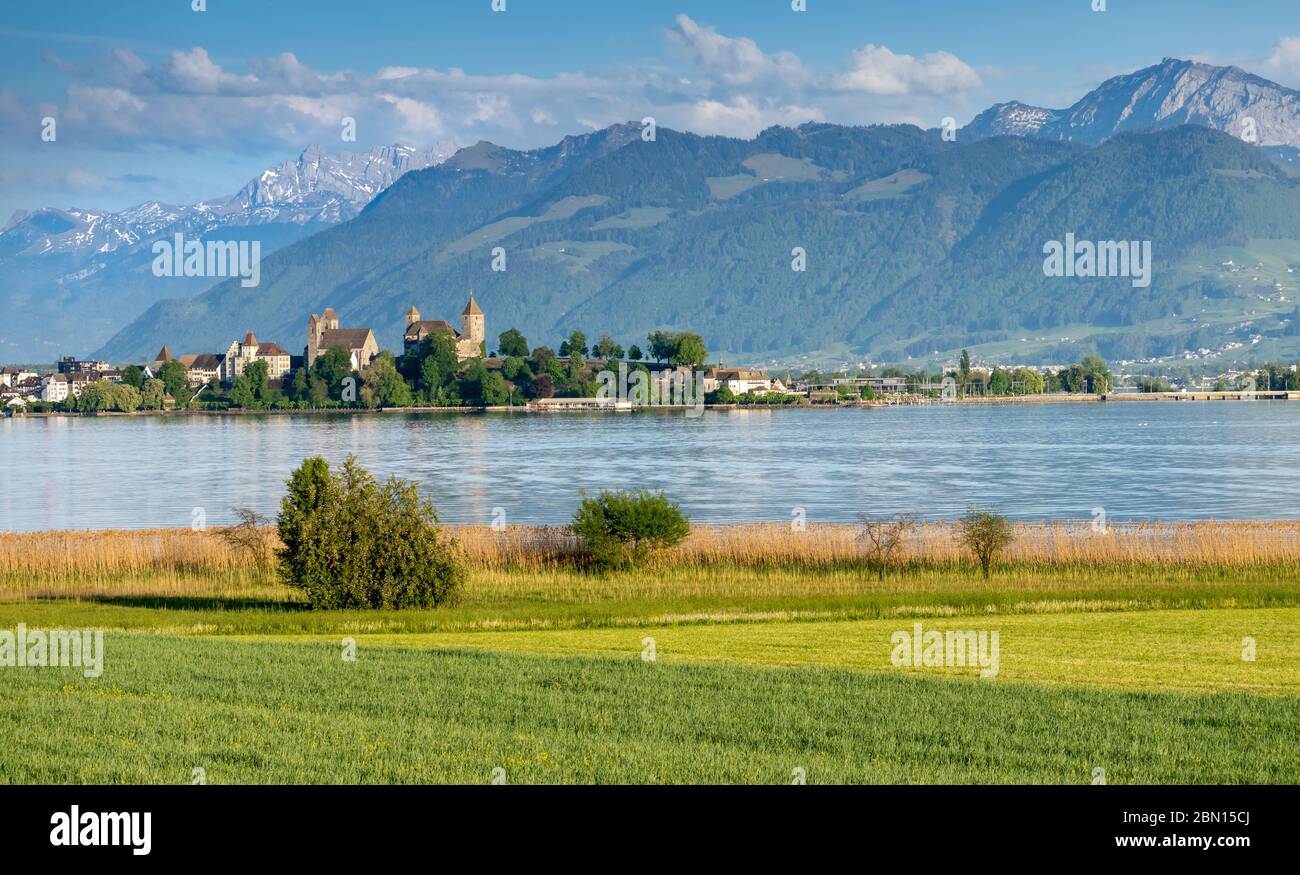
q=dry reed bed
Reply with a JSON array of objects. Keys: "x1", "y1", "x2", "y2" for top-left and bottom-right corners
[{"x1": 4, "y1": 521, "x2": 1300, "y2": 585}]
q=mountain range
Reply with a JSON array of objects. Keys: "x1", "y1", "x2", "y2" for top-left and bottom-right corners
[
  {"x1": 9, "y1": 57, "x2": 1300, "y2": 368},
  {"x1": 964, "y1": 58, "x2": 1300, "y2": 161},
  {"x1": 0, "y1": 142, "x2": 457, "y2": 361}
]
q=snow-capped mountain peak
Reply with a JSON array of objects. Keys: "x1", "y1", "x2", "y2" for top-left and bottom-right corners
[
  {"x1": 963, "y1": 57, "x2": 1300, "y2": 150},
  {"x1": 1, "y1": 140, "x2": 459, "y2": 258}
]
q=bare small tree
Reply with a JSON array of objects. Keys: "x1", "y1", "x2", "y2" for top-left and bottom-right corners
[
  {"x1": 218, "y1": 507, "x2": 274, "y2": 572},
  {"x1": 954, "y1": 505, "x2": 1013, "y2": 578},
  {"x1": 856, "y1": 513, "x2": 917, "y2": 581}
]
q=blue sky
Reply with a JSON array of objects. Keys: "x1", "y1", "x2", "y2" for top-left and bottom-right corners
[{"x1": 3, "y1": 0, "x2": 1299, "y2": 219}]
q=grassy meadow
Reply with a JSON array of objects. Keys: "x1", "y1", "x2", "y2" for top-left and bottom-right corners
[{"x1": 1, "y1": 523, "x2": 1299, "y2": 783}]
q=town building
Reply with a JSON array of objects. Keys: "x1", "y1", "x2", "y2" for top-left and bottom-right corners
[
  {"x1": 402, "y1": 295, "x2": 486, "y2": 362},
  {"x1": 306, "y1": 308, "x2": 379, "y2": 370},
  {"x1": 707, "y1": 367, "x2": 784, "y2": 395},
  {"x1": 40, "y1": 372, "x2": 100, "y2": 402},
  {"x1": 0, "y1": 368, "x2": 37, "y2": 388},
  {"x1": 832, "y1": 376, "x2": 909, "y2": 394},
  {"x1": 56, "y1": 357, "x2": 112, "y2": 374},
  {"x1": 180, "y1": 353, "x2": 225, "y2": 386},
  {"x1": 222, "y1": 332, "x2": 291, "y2": 383},
  {"x1": 152, "y1": 346, "x2": 175, "y2": 374}
]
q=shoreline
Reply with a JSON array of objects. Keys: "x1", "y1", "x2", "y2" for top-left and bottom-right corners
[{"x1": 7, "y1": 389, "x2": 1299, "y2": 419}]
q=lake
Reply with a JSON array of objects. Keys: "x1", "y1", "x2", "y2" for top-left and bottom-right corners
[{"x1": 3, "y1": 402, "x2": 1299, "y2": 531}]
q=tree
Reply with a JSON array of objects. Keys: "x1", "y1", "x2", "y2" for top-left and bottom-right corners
[
  {"x1": 530, "y1": 346, "x2": 556, "y2": 371},
  {"x1": 288, "y1": 367, "x2": 310, "y2": 402},
  {"x1": 501, "y1": 356, "x2": 533, "y2": 382},
  {"x1": 705, "y1": 384, "x2": 737, "y2": 404},
  {"x1": 646, "y1": 330, "x2": 675, "y2": 363},
  {"x1": 529, "y1": 373, "x2": 555, "y2": 399},
  {"x1": 560, "y1": 330, "x2": 588, "y2": 362},
  {"x1": 856, "y1": 514, "x2": 917, "y2": 582},
  {"x1": 988, "y1": 368, "x2": 1010, "y2": 396},
  {"x1": 416, "y1": 332, "x2": 461, "y2": 395},
  {"x1": 954, "y1": 506, "x2": 1013, "y2": 578},
  {"x1": 641, "y1": 331, "x2": 708, "y2": 368},
  {"x1": 360, "y1": 353, "x2": 412, "y2": 408},
  {"x1": 571, "y1": 489, "x2": 691, "y2": 570},
  {"x1": 229, "y1": 373, "x2": 258, "y2": 409},
  {"x1": 311, "y1": 346, "x2": 356, "y2": 401},
  {"x1": 158, "y1": 360, "x2": 190, "y2": 404},
  {"x1": 276, "y1": 456, "x2": 464, "y2": 609},
  {"x1": 669, "y1": 332, "x2": 708, "y2": 368},
  {"x1": 459, "y1": 359, "x2": 510, "y2": 406},
  {"x1": 627, "y1": 344, "x2": 643, "y2": 361},
  {"x1": 77, "y1": 381, "x2": 140, "y2": 413},
  {"x1": 951, "y1": 351, "x2": 972, "y2": 387},
  {"x1": 140, "y1": 378, "x2": 165, "y2": 410},
  {"x1": 121, "y1": 365, "x2": 144, "y2": 390},
  {"x1": 217, "y1": 507, "x2": 275, "y2": 573},
  {"x1": 1011, "y1": 367, "x2": 1043, "y2": 395},
  {"x1": 1080, "y1": 354, "x2": 1112, "y2": 394},
  {"x1": 594, "y1": 334, "x2": 623, "y2": 360},
  {"x1": 497, "y1": 328, "x2": 529, "y2": 359},
  {"x1": 116, "y1": 383, "x2": 141, "y2": 412}
]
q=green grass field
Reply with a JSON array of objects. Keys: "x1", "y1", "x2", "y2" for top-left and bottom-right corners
[
  {"x1": 2, "y1": 562, "x2": 1298, "y2": 784},
  {"x1": 4, "y1": 635, "x2": 1297, "y2": 784}
]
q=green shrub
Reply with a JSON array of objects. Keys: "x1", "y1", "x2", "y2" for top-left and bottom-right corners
[
  {"x1": 276, "y1": 456, "x2": 464, "y2": 608},
  {"x1": 571, "y1": 489, "x2": 690, "y2": 570}
]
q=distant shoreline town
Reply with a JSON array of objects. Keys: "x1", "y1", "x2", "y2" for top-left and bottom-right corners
[{"x1": 3, "y1": 298, "x2": 1299, "y2": 417}]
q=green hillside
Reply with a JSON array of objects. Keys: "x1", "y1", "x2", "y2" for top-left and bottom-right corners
[{"x1": 96, "y1": 123, "x2": 1300, "y2": 367}]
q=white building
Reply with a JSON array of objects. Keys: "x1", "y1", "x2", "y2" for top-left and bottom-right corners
[
  {"x1": 180, "y1": 353, "x2": 225, "y2": 386},
  {"x1": 222, "y1": 332, "x2": 292, "y2": 383},
  {"x1": 41, "y1": 372, "x2": 100, "y2": 402},
  {"x1": 41, "y1": 374, "x2": 70, "y2": 402},
  {"x1": 708, "y1": 368, "x2": 781, "y2": 395},
  {"x1": 0, "y1": 368, "x2": 37, "y2": 388}
]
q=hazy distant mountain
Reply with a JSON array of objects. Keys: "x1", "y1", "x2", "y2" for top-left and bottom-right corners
[
  {"x1": 97, "y1": 116, "x2": 1300, "y2": 369},
  {"x1": 0, "y1": 141, "x2": 457, "y2": 361},
  {"x1": 964, "y1": 58, "x2": 1300, "y2": 150}
]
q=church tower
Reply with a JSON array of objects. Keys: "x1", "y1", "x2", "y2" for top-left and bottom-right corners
[
  {"x1": 461, "y1": 295, "x2": 484, "y2": 350},
  {"x1": 405, "y1": 306, "x2": 421, "y2": 329}
]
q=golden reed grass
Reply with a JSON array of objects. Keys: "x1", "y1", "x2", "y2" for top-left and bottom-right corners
[{"x1": 4, "y1": 520, "x2": 1300, "y2": 584}]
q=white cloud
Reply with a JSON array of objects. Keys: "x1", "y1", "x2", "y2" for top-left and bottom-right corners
[
  {"x1": 13, "y1": 16, "x2": 989, "y2": 156},
  {"x1": 666, "y1": 14, "x2": 810, "y2": 89},
  {"x1": 834, "y1": 44, "x2": 982, "y2": 96},
  {"x1": 1261, "y1": 36, "x2": 1300, "y2": 86}
]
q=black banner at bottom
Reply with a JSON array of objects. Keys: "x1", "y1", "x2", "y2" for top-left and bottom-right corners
[{"x1": 0, "y1": 784, "x2": 1286, "y2": 861}]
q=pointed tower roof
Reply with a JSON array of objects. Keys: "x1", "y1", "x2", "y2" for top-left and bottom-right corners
[
  {"x1": 406, "y1": 305, "x2": 420, "y2": 318},
  {"x1": 462, "y1": 295, "x2": 483, "y2": 316},
  {"x1": 243, "y1": 331, "x2": 258, "y2": 346},
  {"x1": 155, "y1": 345, "x2": 173, "y2": 363},
  {"x1": 322, "y1": 307, "x2": 337, "y2": 320}
]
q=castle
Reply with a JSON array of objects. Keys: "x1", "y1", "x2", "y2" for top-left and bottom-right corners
[
  {"x1": 306, "y1": 308, "x2": 379, "y2": 370},
  {"x1": 403, "y1": 295, "x2": 484, "y2": 361}
]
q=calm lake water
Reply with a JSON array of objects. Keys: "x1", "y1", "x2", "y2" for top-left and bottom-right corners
[{"x1": 3, "y1": 402, "x2": 1299, "y2": 531}]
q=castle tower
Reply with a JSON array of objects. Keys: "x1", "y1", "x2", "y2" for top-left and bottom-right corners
[
  {"x1": 307, "y1": 313, "x2": 321, "y2": 366},
  {"x1": 405, "y1": 306, "x2": 420, "y2": 328},
  {"x1": 461, "y1": 295, "x2": 484, "y2": 349}
]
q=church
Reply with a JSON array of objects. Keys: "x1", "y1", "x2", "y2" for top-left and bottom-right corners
[{"x1": 403, "y1": 295, "x2": 485, "y2": 361}]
